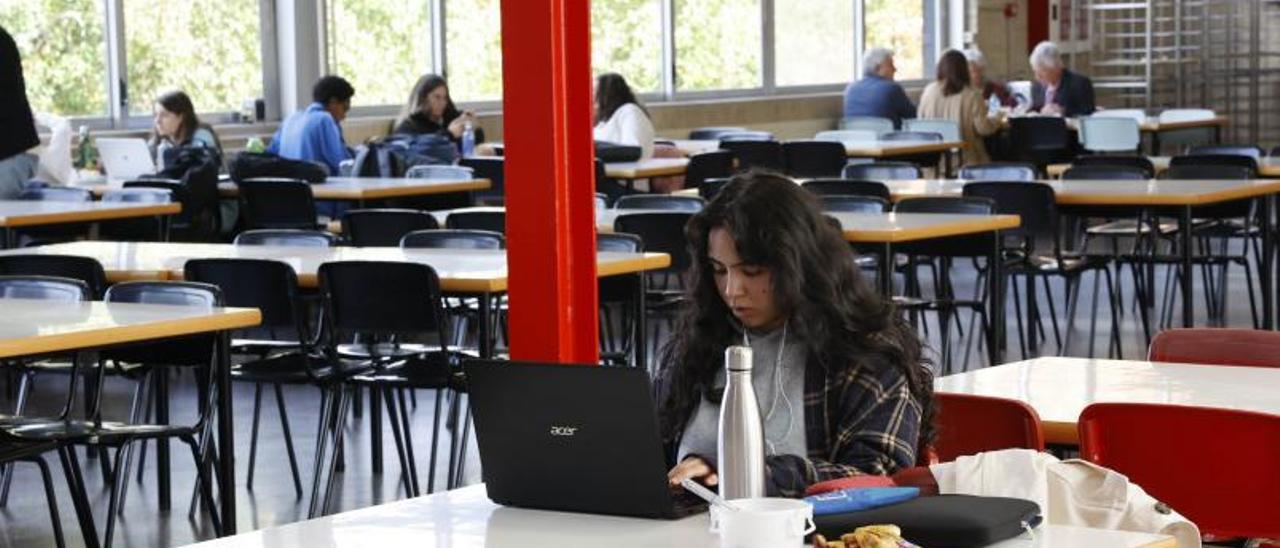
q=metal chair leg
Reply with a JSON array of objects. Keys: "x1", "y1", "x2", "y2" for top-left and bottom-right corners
[{"x1": 273, "y1": 383, "x2": 304, "y2": 498}]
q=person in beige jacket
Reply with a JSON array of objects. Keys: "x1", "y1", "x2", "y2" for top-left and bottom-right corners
[{"x1": 916, "y1": 49, "x2": 1004, "y2": 166}]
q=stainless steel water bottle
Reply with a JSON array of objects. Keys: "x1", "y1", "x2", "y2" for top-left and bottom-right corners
[{"x1": 718, "y1": 345, "x2": 766, "y2": 500}]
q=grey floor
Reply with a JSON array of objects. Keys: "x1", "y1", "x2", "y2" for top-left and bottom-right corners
[{"x1": 0, "y1": 239, "x2": 1264, "y2": 547}]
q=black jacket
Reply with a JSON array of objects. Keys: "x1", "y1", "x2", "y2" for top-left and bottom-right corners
[
  {"x1": 0, "y1": 26, "x2": 38, "y2": 161},
  {"x1": 392, "y1": 112, "x2": 485, "y2": 147},
  {"x1": 1031, "y1": 69, "x2": 1096, "y2": 118}
]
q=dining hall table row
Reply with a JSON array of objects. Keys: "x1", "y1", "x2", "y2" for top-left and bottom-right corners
[{"x1": 1046, "y1": 155, "x2": 1280, "y2": 178}]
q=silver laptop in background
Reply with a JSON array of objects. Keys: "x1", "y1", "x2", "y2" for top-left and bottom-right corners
[{"x1": 96, "y1": 138, "x2": 157, "y2": 181}]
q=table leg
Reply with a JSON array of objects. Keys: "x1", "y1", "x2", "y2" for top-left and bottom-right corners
[
  {"x1": 1263, "y1": 195, "x2": 1274, "y2": 330},
  {"x1": 878, "y1": 243, "x2": 893, "y2": 297},
  {"x1": 633, "y1": 272, "x2": 647, "y2": 370},
  {"x1": 479, "y1": 293, "x2": 493, "y2": 359},
  {"x1": 988, "y1": 231, "x2": 1004, "y2": 366},
  {"x1": 156, "y1": 370, "x2": 170, "y2": 510},
  {"x1": 1180, "y1": 205, "x2": 1194, "y2": 328},
  {"x1": 1025, "y1": 274, "x2": 1039, "y2": 357},
  {"x1": 216, "y1": 330, "x2": 236, "y2": 536},
  {"x1": 1150, "y1": 132, "x2": 1161, "y2": 156}
]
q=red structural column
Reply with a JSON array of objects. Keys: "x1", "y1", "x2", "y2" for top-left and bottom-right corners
[{"x1": 500, "y1": 0, "x2": 599, "y2": 364}]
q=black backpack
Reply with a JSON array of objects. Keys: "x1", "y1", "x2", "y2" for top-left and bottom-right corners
[
  {"x1": 385, "y1": 133, "x2": 461, "y2": 168},
  {"x1": 229, "y1": 151, "x2": 328, "y2": 183},
  {"x1": 351, "y1": 141, "x2": 409, "y2": 177},
  {"x1": 150, "y1": 145, "x2": 222, "y2": 240}
]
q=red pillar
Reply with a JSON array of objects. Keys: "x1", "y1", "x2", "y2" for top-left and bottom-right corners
[{"x1": 500, "y1": 0, "x2": 599, "y2": 364}]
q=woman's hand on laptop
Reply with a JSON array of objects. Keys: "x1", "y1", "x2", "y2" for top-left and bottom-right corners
[{"x1": 668, "y1": 456, "x2": 718, "y2": 490}]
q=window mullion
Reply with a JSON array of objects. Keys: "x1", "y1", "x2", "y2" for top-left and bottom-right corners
[
  {"x1": 853, "y1": 0, "x2": 865, "y2": 76},
  {"x1": 104, "y1": 0, "x2": 126, "y2": 128},
  {"x1": 661, "y1": 0, "x2": 675, "y2": 101},
  {"x1": 761, "y1": 0, "x2": 775, "y2": 94},
  {"x1": 430, "y1": 0, "x2": 445, "y2": 74}
]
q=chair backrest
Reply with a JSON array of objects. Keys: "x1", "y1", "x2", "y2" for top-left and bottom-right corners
[
  {"x1": 0, "y1": 275, "x2": 90, "y2": 301},
  {"x1": 1092, "y1": 108, "x2": 1148, "y2": 123},
  {"x1": 698, "y1": 178, "x2": 733, "y2": 200},
  {"x1": 102, "y1": 281, "x2": 222, "y2": 366},
  {"x1": 802, "y1": 179, "x2": 891, "y2": 200},
  {"x1": 1009, "y1": 117, "x2": 1071, "y2": 151},
  {"x1": 932, "y1": 393, "x2": 1045, "y2": 462},
  {"x1": 1188, "y1": 144, "x2": 1264, "y2": 159},
  {"x1": 881, "y1": 131, "x2": 943, "y2": 142},
  {"x1": 1148, "y1": 328, "x2": 1280, "y2": 368},
  {"x1": 839, "y1": 116, "x2": 894, "y2": 135},
  {"x1": 445, "y1": 210, "x2": 506, "y2": 233},
  {"x1": 17, "y1": 186, "x2": 93, "y2": 202},
  {"x1": 717, "y1": 131, "x2": 775, "y2": 142},
  {"x1": 236, "y1": 178, "x2": 318, "y2": 230},
  {"x1": 718, "y1": 140, "x2": 784, "y2": 171},
  {"x1": 613, "y1": 212, "x2": 694, "y2": 274},
  {"x1": 1078, "y1": 116, "x2": 1141, "y2": 152},
  {"x1": 963, "y1": 181, "x2": 1059, "y2": 255},
  {"x1": 234, "y1": 229, "x2": 340, "y2": 247},
  {"x1": 958, "y1": 163, "x2": 1037, "y2": 181},
  {"x1": 813, "y1": 129, "x2": 878, "y2": 145},
  {"x1": 184, "y1": 258, "x2": 304, "y2": 336},
  {"x1": 688, "y1": 127, "x2": 747, "y2": 140},
  {"x1": 460, "y1": 157, "x2": 505, "y2": 206},
  {"x1": 895, "y1": 196, "x2": 995, "y2": 215},
  {"x1": 684, "y1": 150, "x2": 736, "y2": 189},
  {"x1": 1079, "y1": 403, "x2": 1280, "y2": 539},
  {"x1": 1072, "y1": 154, "x2": 1155, "y2": 178},
  {"x1": 0, "y1": 255, "x2": 108, "y2": 298},
  {"x1": 101, "y1": 187, "x2": 173, "y2": 204},
  {"x1": 400, "y1": 229, "x2": 505, "y2": 249},
  {"x1": 782, "y1": 140, "x2": 848, "y2": 178},
  {"x1": 842, "y1": 161, "x2": 921, "y2": 181},
  {"x1": 902, "y1": 119, "x2": 961, "y2": 142},
  {"x1": 817, "y1": 195, "x2": 888, "y2": 213},
  {"x1": 1165, "y1": 155, "x2": 1255, "y2": 179},
  {"x1": 1061, "y1": 165, "x2": 1149, "y2": 180},
  {"x1": 615, "y1": 194, "x2": 706, "y2": 212},
  {"x1": 1156, "y1": 108, "x2": 1215, "y2": 123},
  {"x1": 319, "y1": 261, "x2": 449, "y2": 342},
  {"x1": 404, "y1": 164, "x2": 475, "y2": 180},
  {"x1": 893, "y1": 197, "x2": 998, "y2": 258},
  {"x1": 597, "y1": 232, "x2": 643, "y2": 253},
  {"x1": 342, "y1": 208, "x2": 440, "y2": 247}
]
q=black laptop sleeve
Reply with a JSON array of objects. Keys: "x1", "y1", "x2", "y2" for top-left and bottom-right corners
[{"x1": 812, "y1": 495, "x2": 1042, "y2": 548}]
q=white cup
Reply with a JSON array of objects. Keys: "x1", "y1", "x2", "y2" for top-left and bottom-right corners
[{"x1": 709, "y1": 497, "x2": 816, "y2": 548}]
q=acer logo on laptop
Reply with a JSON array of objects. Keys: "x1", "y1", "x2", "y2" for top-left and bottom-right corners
[{"x1": 549, "y1": 426, "x2": 578, "y2": 437}]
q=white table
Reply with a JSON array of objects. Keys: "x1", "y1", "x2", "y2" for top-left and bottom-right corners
[{"x1": 183, "y1": 484, "x2": 1175, "y2": 547}]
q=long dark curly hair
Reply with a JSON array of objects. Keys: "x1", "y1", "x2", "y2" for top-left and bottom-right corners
[{"x1": 657, "y1": 172, "x2": 935, "y2": 449}]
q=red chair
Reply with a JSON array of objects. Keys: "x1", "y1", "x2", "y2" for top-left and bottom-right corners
[
  {"x1": 932, "y1": 393, "x2": 1045, "y2": 462},
  {"x1": 1079, "y1": 403, "x2": 1280, "y2": 540},
  {"x1": 1149, "y1": 328, "x2": 1280, "y2": 368}
]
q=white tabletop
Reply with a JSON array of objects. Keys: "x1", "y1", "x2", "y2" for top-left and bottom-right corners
[
  {"x1": 935, "y1": 357, "x2": 1280, "y2": 444},
  {"x1": 0, "y1": 200, "x2": 180, "y2": 227},
  {"x1": 183, "y1": 484, "x2": 1174, "y2": 548}
]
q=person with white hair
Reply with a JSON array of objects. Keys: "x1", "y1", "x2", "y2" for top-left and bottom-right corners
[
  {"x1": 1028, "y1": 40, "x2": 1095, "y2": 117},
  {"x1": 842, "y1": 47, "x2": 917, "y2": 127},
  {"x1": 963, "y1": 48, "x2": 1014, "y2": 107}
]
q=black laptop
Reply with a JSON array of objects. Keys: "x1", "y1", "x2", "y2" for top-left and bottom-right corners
[{"x1": 463, "y1": 359, "x2": 705, "y2": 519}]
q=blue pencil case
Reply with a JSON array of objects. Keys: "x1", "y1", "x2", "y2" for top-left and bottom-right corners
[{"x1": 803, "y1": 487, "x2": 921, "y2": 516}]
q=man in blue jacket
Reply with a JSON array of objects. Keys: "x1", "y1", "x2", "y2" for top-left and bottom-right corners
[
  {"x1": 842, "y1": 47, "x2": 916, "y2": 129},
  {"x1": 267, "y1": 75, "x2": 355, "y2": 175}
]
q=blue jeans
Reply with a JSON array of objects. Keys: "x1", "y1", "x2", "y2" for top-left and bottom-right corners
[{"x1": 0, "y1": 153, "x2": 37, "y2": 199}]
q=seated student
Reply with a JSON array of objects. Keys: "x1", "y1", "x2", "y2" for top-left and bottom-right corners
[
  {"x1": 964, "y1": 48, "x2": 1015, "y2": 108},
  {"x1": 593, "y1": 72, "x2": 655, "y2": 159},
  {"x1": 393, "y1": 74, "x2": 484, "y2": 148},
  {"x1": 843, "y1": 47, "x2": 917, "y2": 128},
  {"x1": 267, "y1": 75, "x2": 354, "y2": 175},
  {"x1": 918, "y1": 50, "x2": 1004, "y2": 166},
  {"x1": 659, "y1": 172, "x2": 932, "y2": 498},
  {"x1": 1028, "y1": 41, "x2": 1095, "y2": 117},
  {"x1": 150, "y1": 90, "x2": 223, "y2": 170}
]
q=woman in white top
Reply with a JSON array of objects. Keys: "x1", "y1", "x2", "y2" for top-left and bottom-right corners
[{"x1": 593, "y1": 73, "x2": 655, "y2": 159}]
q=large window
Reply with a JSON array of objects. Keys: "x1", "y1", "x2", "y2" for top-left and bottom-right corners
[
  {"x1": 864, "y1": 0, "x2": 926, "y2": 80},
  {"x1": 445, "y1": 0, "x2": 503, "y2": 102},
  {"x1": 674, "y1": 0, "x2": 762, "y2": 92},
  {"x1": 326, "y1": 0, "x2": 432, "y2": 107},
  {"x1": 0, "y1": 0, "x2": 108, "y2": 117},
  {"x1": 124, "y1": 0, "x2": 263, "y2": 115},
  {"x1": 591, "y1": 0, "x2": 662, "y2": 93},
  {"x1": 774, "y1": 0, "x2": 855, "y2": 87}
]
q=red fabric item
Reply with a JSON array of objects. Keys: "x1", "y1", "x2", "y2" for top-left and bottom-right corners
[
  {"x1": 1080, "y1": 403, "x2": 1280, "y2": 540},
  {"x1": 804, "y1": 475, "x2": 896, "y2": 497},
  {"x1": 891, "y1": 466, "x2": 939, "y2": 497},
  {"x1": 1148, "y1": 328, "x2": 1280, "y2": 368},
  {"x1": 933, "y1": 393, "x2": 1045, "y2": 462}
]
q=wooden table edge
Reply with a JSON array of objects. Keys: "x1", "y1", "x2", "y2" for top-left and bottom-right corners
[
  {"x1": 843, "y1": 214, "x2": 1021, "y2": 243},
  {"x1": 1054, "y1": 181, "x2": 1280, "y2": 206},
  {"x1": 845, "y1": 141, "x2": 962, "y2": 156},
  {"x1": 340, "y1": 179, "x2": 491, "y2": 200},
  {"x1": 606, "y1": 165, "x2": 689, "y2": 179},
  {"x1": 0, "y1": 203, "x2": 182, "y2": 227},
  {"x1": 0, "y1": 307, "x2": 261, "y2": 359}
]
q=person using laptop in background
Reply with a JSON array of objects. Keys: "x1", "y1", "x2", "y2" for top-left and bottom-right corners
[
  {"x1": 267, "y1": 75, "x2": 354, "y2": 175},
  {"x1": 658, "y1": 172, "x2": 934, "y2": 498},
  {"x1": 150, "y1": 90, "x2": 223, "y2": 170}
]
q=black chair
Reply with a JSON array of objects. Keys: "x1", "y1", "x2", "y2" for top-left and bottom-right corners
[
  {"x1": 1062, "y1": 165, "x2": 1149, "y2": 180},
  {"x1": 99, "y1": 188, "x2": 174, "y2": 241},
  {"x1": 959, "y1": 163, "x2": 1038, "y2": 181},
  {"x1": 1008, "y1": 117, "x2": 1074, "y2": 173},
  {"x1": 234, "y1": 229, "x2": 340, "y2": 247},
  {"x1": 613, "y1": 212, "x2": 695, "y2": 358},
  {"x1": 124, "y1": 177, "x2": 218, "y2": 241},
  {"x1": 963, "y1": 182, "x2": 1123, "y2": 359},
  {"x1": 689, "y1": 127, "x2": 747, "y2": 140},
  {"x1": 596, "y1": 233, "x2": 644, "y2": 366},
  {"x1": 717, "y1": 131, "x2": 775, "y2": 142},
  {"x1": 818, "y1": 195, "x2": 888, "y2": 213},
  {"x1": 1188, "y1": 145, "x2": 1263, "y2": 159},
  {"x1": 698, "y1": 177, "x2": 733, "y2": 201},
  {"x1": 14, "y1": 187, "x2": 94, "y2": 245},
  {"x1": 842, "y1": 161, "x2": 921, "y2": 181},
  {"x1": 459, "y1": 157, "x2": 505, "y2": 206},
  {"x1": 683, "y1": 150, "x2": 736, "y2": 190},
  {"x1": 313, "y1": 261, "x2": 463, "y2": 511},
  {"x1": 782, "y1": 141, "x2": 847, "y2": 178},
  {"x1": 237, "y1": 178, "x2": 320, "y2": 230},
  {"x1": 719, "y1": 140, "x2": 784, "y2": 172},
  {"x1": 801, "y1": 179, "x2": 892, "y2": 200},
  {"x1": 881, "y1": 131, "x2": 945, "y2": 170},
  {"x1": 1169, "y1": 154, "x2": 1258, "y2": 175},
  {"x1": 1071, "y1": 155, "x2": 1156, "y2": 178},
  {"x1": 400, "y1": 229, "x2": 505, "y2": 250},
  {"x1": 0, "y1": 255, "x2": 107, "y2": 298},
  {"x1": 342, "y1": 209, "x2": 440, "y2": 247},
  {"x1": 614, "y1": 194, "x2": 706, "y2": 212},
  {"x1": 445, "y1": 210, "x2": 505, "y2": 233}
]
